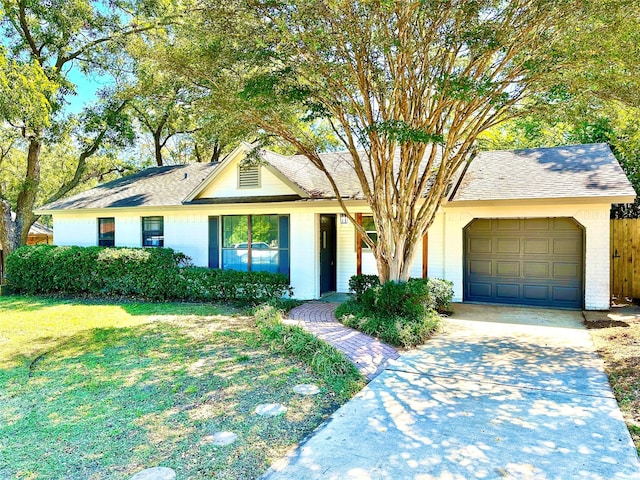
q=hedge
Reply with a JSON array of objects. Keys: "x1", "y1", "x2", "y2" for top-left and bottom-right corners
[
  {"x1": 6, "y1": 245, "x2": 292, "y2": 303},
  {"x1": 337, "y1": 274, "x2": 454, "y2": 348}
]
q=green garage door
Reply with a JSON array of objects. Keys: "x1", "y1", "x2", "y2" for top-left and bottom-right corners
[{"x1": 464, "y1": 218, "x2": 584, "y2": 309}]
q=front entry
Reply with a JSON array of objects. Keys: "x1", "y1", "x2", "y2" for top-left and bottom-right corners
[{"x1": 320, "y1": 215, "x2": 337, "y2": 295}]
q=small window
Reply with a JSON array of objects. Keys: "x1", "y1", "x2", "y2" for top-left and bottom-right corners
[
  {"x1": 238, "y1": 165, "x2": 260, "y2": 188},
  {"x1": 142, "y1": 216, "x2": 164, "y2": 247},
  {"x1": 361, "y1": 215, "x2": 378, "y2": 249},
  {"x1": 98, "y1": 217, "x2": 115, "y2": 247}
]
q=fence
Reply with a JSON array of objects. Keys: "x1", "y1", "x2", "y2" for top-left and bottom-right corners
[{"x1": 611, "y1": 218, "x2": 640, "y2": 300}]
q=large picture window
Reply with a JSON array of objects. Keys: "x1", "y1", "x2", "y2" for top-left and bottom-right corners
[
  {"x1": 142, "y1": 216, "x2": 164, "y2": 247},
  {"x1": 98, "y1": 217, "x2": 115, "y2": 247},
  {"x1": 221, "y1": 215, "x2": 289, "y2": 275}
]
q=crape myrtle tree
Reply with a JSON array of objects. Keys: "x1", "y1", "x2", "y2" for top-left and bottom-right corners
[
  {"x1": 192, "y1": 0, "x2": 594, "y2": 283},
  {"x1": 0, "y1": 0, "x2": 179, "y2": 261}
]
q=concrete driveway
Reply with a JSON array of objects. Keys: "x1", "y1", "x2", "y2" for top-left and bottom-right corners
[{"x1": 263, "y1": 304, "x2": 640, "y2": 480}]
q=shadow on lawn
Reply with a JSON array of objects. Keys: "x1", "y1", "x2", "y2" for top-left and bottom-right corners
[{"x1": 0, "y1": 319, "x2": 338, "y2": 479}]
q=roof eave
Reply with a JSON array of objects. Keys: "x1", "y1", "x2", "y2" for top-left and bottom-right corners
[{"x1": 446, "y1": 194, "x2": 636, "y2": 207}]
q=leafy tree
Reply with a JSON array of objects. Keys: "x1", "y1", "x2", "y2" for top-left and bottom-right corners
[
  {"x1": 191, "y1": 0, "x2": 609, "y2": 283},
  {"x1": 0, "y1": 0, "x2": 176, "y2": 263},
  {"x1": 121, "y1": 28, "x2": 259, "y2": 166}
]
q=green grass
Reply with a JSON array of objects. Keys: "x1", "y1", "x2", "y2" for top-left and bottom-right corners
[{"x1": 0, "y1": 296, "x2": 357, "y2": 479}]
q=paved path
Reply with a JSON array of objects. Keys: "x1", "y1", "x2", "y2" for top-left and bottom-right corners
[
  {"x1": 264, "y1": 304, "x2": 640, "y2": 480},
  {"x1": 285, "y1": 302, "x2": 399, "y2": 379}
]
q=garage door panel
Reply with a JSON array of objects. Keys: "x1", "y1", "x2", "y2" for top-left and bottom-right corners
[
  {"x1": 553, "y1": 286, "x2": 580, "y2": 303},
  {"x1": 497, "y1": 238, "x2": 520, "y2": 254},
  {"x1": 524, "y1": 238, "x2": 550, "y2": 254},
  {"x1": 524, "y1": 218, "x2": 550, "y2": 230},
  {"x1": 496, "y1": 283, "x2": 519, "y2": 299},
  {"x1": 553, "y1": 262, "x2": 579, "y2": 279},
  {"x1": 469, "y1": 260, "x2": 492, "y2": 276},
  {"x1": 464, "y1": 218, "x2": 583, "y2": 309},
  {"x1": 497, "y1": 219, "x2": 520, "y2": 230},
  {"x1": 496, "y1": 261, "x2": 519, "y2": 276},
  {"x1": 554, "y1": 217, "x2": 579, "y2": 230},
  {"x1": 468, "y1": 282, "x2": 492, "y2": 298},
  {"x1": 553, "y1": 238, "x2": 581, "y2": 255},
  {"x1": 522, "y1": 284, "x2": 550, "y2": 301},
  {"x1": 523, "y1": 262, "x2": 549, "y2": 278},
  {"x1": 468, "y1": 237, "x2": 492, "y2": 254}
]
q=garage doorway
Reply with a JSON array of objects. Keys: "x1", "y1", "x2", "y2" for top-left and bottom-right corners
[{"x1": 464, "y1": 218, "x2": 584, "y2": 309}]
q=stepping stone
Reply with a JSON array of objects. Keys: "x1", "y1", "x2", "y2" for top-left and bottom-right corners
[
  {"x1": 293, "y1": 384, "x2": 320, "y2": 395},
  {"x1": 254, "y1": 403, "x2": 287, "y2": 416},
  {"x1": 202, "y1": 431, "x2": 238, "y2": 446},
  {"x1": 130, "y1": 467, "x2": 176, "y2": 480}
]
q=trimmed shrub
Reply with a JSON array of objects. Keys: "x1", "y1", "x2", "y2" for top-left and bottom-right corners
[
  {"x1": 336, "y1": 274, "x2": 453, "y2": 348},
  {"x1": 348, "y1": 274, "x2": 453, "y2": 313},
  {"x1": 348, "y1": 274, "x2": 380, "y2": 301},
  {"x1": 6, "y1": 245, "x2": 292, "y2": 304},
  {"x1": 175, "y1": 267, "x2": 293, "y2": 303}
]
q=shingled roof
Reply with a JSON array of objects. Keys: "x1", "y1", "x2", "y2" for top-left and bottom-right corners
[
  {"x1": 451, "y1": 143, "x2": 636, "y2": 202},
  {"x1": 39, "y1": 163, "x2": 219, "y2": 210},
  {"x1": 37, "y1": 142, "x2": 635, "y2": 212}
]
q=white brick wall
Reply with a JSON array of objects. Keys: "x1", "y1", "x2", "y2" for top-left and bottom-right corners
[
  {"x1": 52, "y1": 200, "x2": 612, "y2": 308},
  {"x1": 434, "y1": 202, "x2": 612, "y2": 310}
]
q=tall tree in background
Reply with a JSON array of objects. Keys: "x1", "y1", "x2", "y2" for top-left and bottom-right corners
[
  {"x1": 121, "y1": 29, "x2": 259, "y2": 166},
  {"x1": 0, "y1": 0, "x2": 176, "y2": 262},
  {"x1": 191, "y1": 0, "x2": 601, "y2": 282}
]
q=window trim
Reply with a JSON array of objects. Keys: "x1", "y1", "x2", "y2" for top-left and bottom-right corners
[
  {"x1": 360, "y1": 215, "x2": 378, "y2": 250},
  {"x1": 98, "y1": 217, "x2": 115, "y2": 247},
  {"x1": 141, "y1": 216, "x2": 164, "y2": 247},
  {"x1": 220, "y1": 214, "x2": 289, "y2": 276},
  {"x1": 237, "y1": 164, "x2": 261, "y2": 189}
]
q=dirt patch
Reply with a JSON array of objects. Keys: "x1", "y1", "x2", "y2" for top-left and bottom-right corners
[
  {"x1": 584, "y1": 319, "x2": 630, "y2": 329},
  {"x1": 587, "y1": 299, "x2": 640, "y2": 455}
]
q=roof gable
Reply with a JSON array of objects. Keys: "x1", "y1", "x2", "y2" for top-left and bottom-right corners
[{"x1": 184, "y1": 143, "x2": 309, "y2": 202}]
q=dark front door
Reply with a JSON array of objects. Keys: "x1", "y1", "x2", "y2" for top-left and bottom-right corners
[
  {"x1": 320, "y1": 215, "x2": 337, "y2": 294},
  {"x1": 464, "y1": 217, "x2": 584, "y2": 309}
]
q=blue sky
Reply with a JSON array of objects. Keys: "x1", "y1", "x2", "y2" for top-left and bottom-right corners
[{"x1": 65, "y1": 69, "x2": 114, "y2": 114}]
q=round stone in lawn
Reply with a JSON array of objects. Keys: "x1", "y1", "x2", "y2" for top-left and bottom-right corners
[
  {"x1": 203, "y1": 431, "x2": 238, "y2": 446},
  {"x1": 254, "y1": 403, "x2": 287, "y2": 416},
  {"x1": 130, "y1": 467, "x2": 176, "y2": 480},
  {"x1": 293, "y1": 384, "x2": 320, "y2": 396}
]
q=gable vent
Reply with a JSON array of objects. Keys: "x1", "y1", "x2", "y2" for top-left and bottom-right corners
[{"x1": 238, "y1": 165, "x2": 260, "y2": 188}]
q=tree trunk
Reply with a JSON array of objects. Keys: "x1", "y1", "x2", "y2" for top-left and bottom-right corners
[
  {"x1": 210, "y1": 142, "x2": 222, "y2": 163},
  {"x1": 374, "y1": 226, "x2": 422, "y2": 283},
  {"x1": 0, "y1": 137, "x2": 41, "y2": 274},
  {"x1": 154, "y1": 131, "x2": 164, "y2": 166}
]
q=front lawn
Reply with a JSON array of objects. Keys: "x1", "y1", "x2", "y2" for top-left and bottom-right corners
[
  {"x1": 0, "y1": 297, "x2": 357, "y2": 479},
  {"x1": 585, "y1": 303, "x2": 640, "y2": 456}
]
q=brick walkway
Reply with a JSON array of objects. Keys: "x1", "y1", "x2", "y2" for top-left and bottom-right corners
[{"x1": 284, "y1": 302, "x2": 399, "y2": 380}]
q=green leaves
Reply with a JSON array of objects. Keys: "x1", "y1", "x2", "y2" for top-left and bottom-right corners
[
  {"x1": 368, "y1": 120, "x2": 443, "y2": 145},
  {"x1": 0, "y1": 48, "x2": 58, "y2": 131}
]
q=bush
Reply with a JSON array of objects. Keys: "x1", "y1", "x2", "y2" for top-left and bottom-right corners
[
  {"x1": 336, "y1": 274, "x2": 453, "y2": 348},
  {"x1": 174, "y1": 267, "x2": 293, "y2": 303},
  {"x1": 348, "y1": 274, "x2": 453, "y2": 314},
  {"x1": 6, "y1": 245, "x2": 292, "y2": 304},
  {"x1": 254, "y1": 305, "x2": 364, "y2": 400},
  {"x1": 427, "y1": 278, "x2": 454, "y2": 313},
  {"x1": 348, "y1": 274, "x2": 380, "y2": 301}
]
